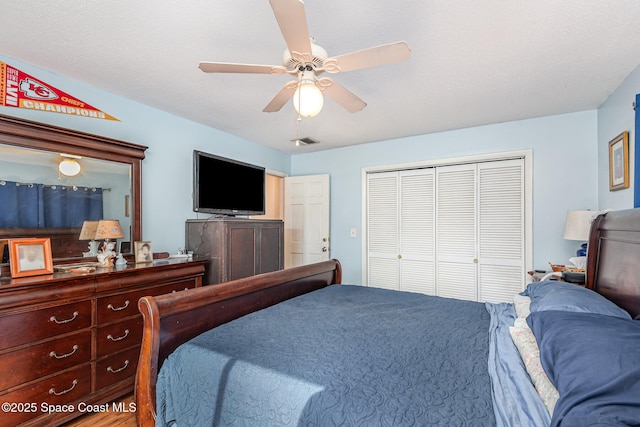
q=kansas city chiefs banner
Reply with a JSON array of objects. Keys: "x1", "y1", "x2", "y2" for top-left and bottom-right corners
[{"x1": 0, "y1": 61, "x2": 118, "y2": 121}]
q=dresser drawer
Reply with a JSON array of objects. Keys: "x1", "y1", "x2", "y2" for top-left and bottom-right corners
[
  {"x1": 95, "y1": 346, "x2": 139, "y2": 390},
  {"x1": 95, "y1": 317, "x2": 143, "y2": 357},
  {"x1": 96, "y1": 279, "x2": 196, "y2": 323},
  {"x1": 0, "y1": 301, "x2": 92, "y2": 350},
  {"x1": 0, "y1": 364, "x2": 91, "y2": 426},
  {"x1": 0, "y1": 331, "x2": 91, "y2": 391}
]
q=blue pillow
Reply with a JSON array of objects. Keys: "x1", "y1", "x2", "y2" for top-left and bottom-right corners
[
  {"x1": 521, "y1": 281, "x2": 631, "y2": 320},
  {"x1": 528, "y1": 310, "x2": 640, "y2": 427}
]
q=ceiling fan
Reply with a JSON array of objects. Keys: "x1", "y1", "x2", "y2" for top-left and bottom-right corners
[{"x1": 199, "y1": 0, "x2": 411, "y2": 118}]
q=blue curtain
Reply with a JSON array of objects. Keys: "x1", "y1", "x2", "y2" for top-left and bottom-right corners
[
  {"x1": 0, "y1": 181, "x2": 103, "y2": 228},
  {"x1": 43, "y1": 185, "x2": 104, "y2": 227},
  {"x1": 0, "y1": 181, "x2": 43, "y2": 227}
]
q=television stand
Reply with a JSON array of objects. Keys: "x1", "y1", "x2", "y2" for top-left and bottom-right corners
[{"x1": 185, "y1": 218, "x2": 284, "y2": 285}]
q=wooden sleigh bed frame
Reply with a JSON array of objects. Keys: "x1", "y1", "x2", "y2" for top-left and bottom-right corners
[
  {"x1": 135, "y1": 259, "x2": 343, "y2": 426},
  {"x1": 135, "y1": 208, "x2": 640, "y2": 426}
]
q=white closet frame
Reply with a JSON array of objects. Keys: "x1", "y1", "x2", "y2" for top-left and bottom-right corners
[{"x1": 361, "y1": 150, "x2": 533, "y2": 302}]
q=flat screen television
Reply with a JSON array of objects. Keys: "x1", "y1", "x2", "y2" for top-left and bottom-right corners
[{"x1": 193, "y1": 150, "x2": 265, "y2": 216}]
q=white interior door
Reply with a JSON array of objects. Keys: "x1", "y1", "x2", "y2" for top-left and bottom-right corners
[
  {"x1": 477, "y1": 159, "x2": 525, "y2": 302},
  {"x1": 366, "y1": 171, "x2": 399, "y2": 290},
  {"x1": 366, "y1": 169, "x2": 435, "y2": 294},
  {"x1": 436, "y1": 164, "x2": 478, "y2": 300},
  {"x1": 284, "y1": 174, "x2": 330, "y2": 268},
  {"x1": 399, "y1": 169, "x2": 435, "y2": 294}
]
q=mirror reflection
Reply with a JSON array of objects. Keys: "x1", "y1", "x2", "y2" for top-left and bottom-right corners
[{"x1": 0, "y1": 143, "x2": 132, "y2": 260}]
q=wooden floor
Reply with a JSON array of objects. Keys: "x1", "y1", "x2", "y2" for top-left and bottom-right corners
[{"x1": 63, "y1": 394, "x2": 136, "y2": 427}]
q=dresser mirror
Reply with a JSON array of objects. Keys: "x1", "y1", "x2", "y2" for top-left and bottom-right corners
[{"x1": 0, "y1": 115, "x2": 146, "y2": 263}]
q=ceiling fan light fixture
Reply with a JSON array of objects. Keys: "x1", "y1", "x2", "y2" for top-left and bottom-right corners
[
  {"x1": 293, "y1": 80, "x2": 324, "y2": 118},
  {"x1": 58, "y1": 157, "x2": 82, "y2": 177}
]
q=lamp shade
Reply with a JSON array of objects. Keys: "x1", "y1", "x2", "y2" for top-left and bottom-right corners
[
  {"x1": 563, "y1": 210, "x2": 594, "y2": 241},
  {"x1": 79, "y1": 220, "x2": 99, "y2": 240},
  {"x1": 95, "y1": 220, "x2": 124, "y2": 240}
]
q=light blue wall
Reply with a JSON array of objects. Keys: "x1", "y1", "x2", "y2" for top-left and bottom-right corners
[
  {"x1": 0, "y1": 54, "x2": 291, "y2": 253},
  {"x1": 3, "y1": 53, "x2": 624, "y2": 285},
  {"x1": 597, "y1": 63, "x2": 639, "y2": 210},
  {"x1": 291, "y1": 111, "x2": 599, "y2": 284}
]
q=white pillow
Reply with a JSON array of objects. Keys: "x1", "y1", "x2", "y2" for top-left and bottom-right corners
[
  {"x1": 513, "y1": 294, "x2": 531, "y2": 318},
  {"x1": 513, "y1": 317, "x2": 529, "y2": 329},
  {"x1": 509, "y1": 325, "x2": 559, "y2": 415}
]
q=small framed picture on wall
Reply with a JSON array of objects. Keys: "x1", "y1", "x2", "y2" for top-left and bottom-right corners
[{"x1": 609, "y1": 131, "x2": 630, "y2": 191}]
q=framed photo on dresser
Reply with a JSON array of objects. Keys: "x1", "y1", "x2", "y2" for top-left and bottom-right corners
[
  {"x1": 9, "y1": 238, "x2": 54, "y2": 278},
  {"x1": 135, "y1": 241, "x2": 153, "y2": 263}
]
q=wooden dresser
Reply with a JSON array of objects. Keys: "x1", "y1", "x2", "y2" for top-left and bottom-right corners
[{"x1": 0, "y1": 259, "x2": 205, "y2": 427}]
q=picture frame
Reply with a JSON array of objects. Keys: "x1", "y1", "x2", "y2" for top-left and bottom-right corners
[
  {"x1": 609, "y1": 131, "x2": 629, "y2": 191},
  {"x1": 119, "y1": 241, "x2": 131, "y2": 254},
  {"x1": 9, "y1": 238, "x2": 54, "y2": 278},
  {"x1": 134, "y1": 241, "x2": 153, "y2": 263},
  {"x1": 0, "y1": 240, "x2": 8, "y2": 264}
]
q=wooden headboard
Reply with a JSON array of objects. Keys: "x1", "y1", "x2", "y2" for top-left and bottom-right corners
[{"x1": 586, "y1": 208, "x2": 640, "y2": 319}]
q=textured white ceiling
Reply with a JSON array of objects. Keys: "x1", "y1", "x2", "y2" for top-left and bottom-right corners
[{"x1": 1, "y1": 0, "x2": 640, "y2": 154}]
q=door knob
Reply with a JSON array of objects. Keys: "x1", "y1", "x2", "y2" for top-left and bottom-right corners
[{"x1": 322, "y1": 247, "x2": 328, "y2": 252}]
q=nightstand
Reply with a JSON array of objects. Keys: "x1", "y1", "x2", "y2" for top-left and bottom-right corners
[
  {"x1": 528, "y1": 270, "x2": 560, "y2": 282},
  {"x1": 527, "y1": 270, "x2": 585, "y2": 285}
]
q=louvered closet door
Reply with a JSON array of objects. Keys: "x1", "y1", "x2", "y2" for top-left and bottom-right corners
[
  {"x1": 367, "y1": 172, "x2": 399, "y2": 290},
  {"x1": 399, "y1": 169, "x2": 435, "y2": 294},
  {"x1": 367, "y1": 158, "x2": 525, "y2": 301},
  {"x1": 367, "y1": 169, "x2": 435, "y2": 293},
  {"x1": 436, "y1": 164, "x2": 477, "y2": 300},
  {"x1": 478, "y1": 159, "x2": 524, "y2": 302}
]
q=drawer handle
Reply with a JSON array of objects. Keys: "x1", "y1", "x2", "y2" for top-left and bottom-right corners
[
  {"x1": 171, "y1": 288, "x2": 190, "y2": 293},
  {"x1": 50, "y1": 345, "x2": 79, "y2": 359},
  {"x1": 107, "y1": 359, "x2": 130, "y2": 374},
  {"x1": 107, "y1": 329, "x2": 130, "y2": 342},
  {"x1": 50, "y1": 311, "x2": 79, "y2": 324},
  {"x1": 107, "y1": 300, "x2": 130, "y2": 312},
  {"x1": 49, "y1": 379, "x2": 78, "y2": 396}
]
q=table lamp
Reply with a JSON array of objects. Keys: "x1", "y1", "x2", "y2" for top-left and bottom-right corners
[
  {"x1": 563, "y1": 210, "x2": 594, "y2": 257},
  {"x1": 95, "y1": 220, "x2": 124, "y2": 266},
  {"x1": 79, "y1": 220, "x2": 100, "y2": 257}
]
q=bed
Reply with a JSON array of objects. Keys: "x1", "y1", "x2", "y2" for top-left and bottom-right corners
[{"x1": 135, "y1": 208, "x2": 640, "y2": 426}]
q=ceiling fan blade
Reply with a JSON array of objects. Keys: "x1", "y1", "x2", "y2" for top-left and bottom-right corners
[
  {"x1": 318, "y1": 78, "x2": 366, "y2": 113},
  {"x1": 269, "y1": 0, "x2": 312, "y2": 59},
  {"x1": 199, "y1": 62, "x2": 287, "y2": 74},
  {"x1": 322, "y1": 41, "x2": 411, "y2": 73},
  {"x1": 263, "y1": 81, "x2": 298, "y2": 112}
]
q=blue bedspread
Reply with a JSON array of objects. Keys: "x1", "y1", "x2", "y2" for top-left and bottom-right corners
[{"x1": 156, "y1": 285, "x2": 497, "y2": 426}]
